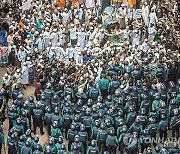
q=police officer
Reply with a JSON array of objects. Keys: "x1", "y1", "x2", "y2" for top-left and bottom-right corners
[
  {"x1": 97, "y1": 123, "x2": 108, "y2": 153},
  {"x1": 108, "y1": 76, "x2": 120, "y2": 94},
  {"x1": 78, "y1": 124, "x2": 88, "y2": 151},
  {"x1": 62, "y1": 108, "x2": 73, "y2": 139},
  {"x1": 32, "y1": 103, "x2": 44, "y2": 135},
  {"x1": 140, "y1": 129, "x2": 152, "y2": 153},
  {"x1": 51, "y1": 108, "x2": 63, "y2": 129},
  {"x1": 106, "y1": 129, "x2": 118, "y2": 154},
  {"x1": 126, "y1": 106, "x2": 137, "y2": 128},
  {"x1": 43, "y1": 83, "x2": 54, "y2": 103},
  {"x1": 51, "y1": 121, "x2": 63, "y2": 143},
  {"x1": 55, "y1": 136, "x2": 63, "y2": 151},
  {"x1": 14, "y1": 118, "x2": 24, "y2": 136},
  {"x1": 71, "y1": 135, "x2": 84, "y2": 153},
  {"x1": 82, "y1": 109, "x2": 92, "y2": 140},
  {"x1": 91, "y1": 120, "x2": 100, "y2": 140},
  {"x1": 18, "y1": 135, "x2": 25, "y2": 153},
  {"x1": 8, "y1": 134, "x2": 17, "y2": 154},
  {"x1": 67, "y1": 124, "x2": 77, "y2": 151},
  {"x1": 170, "y1": 108, "x2": 179, "y2": 138},
  {"x1": 33, "y1": 144, "x2": 43, "y2": 154},
  {"x1": 20, "y1": 140, "x2": 33, "y2": 154},
  {"x1": 44, "y1": 107, "x2": 53, "y2": 136},
  {"x1": 21, "y1": 111, "x2": 30, "y2": 132},
  {"x1": 89, "y1": 84, "x2": 101, "y2": 101},
  {"x1": 58, "y1": 143, "x2": 68, "y2": 154},
  {"x1": 118, "y1": 125, "x2": 127, "y2": 154},
  {"x1": 32, "y1": 136, "x2": 39, "y2": 152},
  {"x1": 127, "y1": 132, "x2": 140, "y2": 154},
  {"x1": 87, "y1": 140, "x2": 100, "y2": 154},
  {"x1": 158, "y1": 114, "x2": 168, "y2": 140},
  {"x1": 44, "y1": 138, "x2": 57, "y2": 154}
]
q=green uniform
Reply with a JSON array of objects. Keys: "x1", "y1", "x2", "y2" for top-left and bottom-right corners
[
  {"x1": 86, "y1": 146, "x2": 100, "y2": 154},
  {"x1": 98, "y1": 78, "x2": 109, "y2": 90}
]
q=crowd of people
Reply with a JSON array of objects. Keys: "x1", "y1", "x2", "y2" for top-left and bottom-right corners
[{"x1": 0, "y1": 0, "x2": 180, "y2": 153}]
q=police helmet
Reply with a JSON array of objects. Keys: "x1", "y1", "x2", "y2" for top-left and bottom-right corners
[
  {"x1": 28, "y1": 96, "x2": 34, "y2": 102},
  {"x1": 41, "y1": 95, "x2": 46, "y2": 101},
  {"x1": 52, "y1": 95, "x2": 58, "y2": 101},
  {"x1": 61, "y1": 143, "x2": 66, "y2": 150},
  {"x1": 107, "y1": 95, "x2": 112, "y2": 102},
  {"x1": 74, "y1": 135, "x2": 80, "y2": 142},
  {"x1": 91, "y1": 140, "x2": 97, "y2": 147},
  {"x1": 58, "y1": 136, "x2": 63, "y2": 144},
  {"x1": 34, "y1": 136, "x2": 39, "y2": 143},
  {"x1": 19, "y1": 135, "x2": 24, "y2": 142},
  {"x1": 25, "y1": 141, "x2": 31, "y2": 147},
  {"x1": 169, "y1": 81, "x2": 175, "y2": 88}
]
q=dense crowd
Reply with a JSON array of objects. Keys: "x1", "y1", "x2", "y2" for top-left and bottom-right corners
[{"x1": 0, "y1": 0, "x2": 180, "y2": 154}]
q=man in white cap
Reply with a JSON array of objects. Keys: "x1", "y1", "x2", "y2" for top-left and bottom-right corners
[
  {"x1": 86, "y1": 0, "x2": 95, "y2": 8},
  {"x1": 118, "y1": 4, "x2": 127, "y2": 29},
  {"x1": 13, "y1": 69, "x2": 22, "y2": 84},
  {"x1": 74, "y1": 43, "x2": 82, "y2": 60},
  {"x1": 77, "y1": 28, "x2": 87, "y2": 49},
  {"x1": 50, "y1": 29, "x2": 59, "y2": 47},
  {"x1": 143, "y1": 2, "x2": 150, "y2": 26},
  {"x1": 66, "y1": 43, "x2": 74, "y2": 62},
  {"x1": 55, "y1": 43, "x2": 65, "y2": 59},
  {"x1": 132, "y1": 29, "x2": 140, "y2": 45},
  {"x1": 69, "y1": 24, "x2": 77, "y2": 47},
  {"x1": 35, "y1": 34, "x2": 45, "y2": 51},
  {"x1": 75, "y1": 52, "x2": 83, "y2": 66},
  {"x1": 21, "y1": 62, "x2": 29, "y2": 89},
  {"x1": 61, "y1": 8, "x2": 70, "y2": 25},
  {"x1": 17, "y1": 46, "x2": 27, "y2": 65},
  {"x1": 148, "y1": 24, "x2": 157, "y2": 41},
  {"x1": 149, "y1": 8, "x2": 158, "y2": 25}
]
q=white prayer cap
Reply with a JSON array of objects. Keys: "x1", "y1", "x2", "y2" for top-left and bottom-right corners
[
  {"x1": 17, "y1": 69, "x2": 20, "y2": 73},
  {"x1": 75, "y1": 15, "x2": 79, "y2": 18},
  {"x1": 47, "y1": 5, "x2": 51, "y2": 8},
  {"x1": 39, "y1": 55, "x2": 43, "y2": 59},
  {"x1": 71, "y1": 24, "x2": 74, "y2": 27},
  {"x1": 40, "y1": 59, "x2": 43, "y2": 63},
  {"x1": 40, "y1": 34, "x2": 43, "y2": 37},
  {"x1": 78, "y1": 52, "x2": 81, "y2": 55},
  {"x1": 27, "y1": 57, "x2": 31, "y2": 60},
  {"x1": 20, "y1": 46, "x2": 23, "y2": 49},
  {"x1": 4, "y1": 73, "x2": 8, "y2": 77},
  {"x1": 51, "y1": 47, "x2": 55, "y2": 50},
  {"x1": 23, "y1": 62, "x2": 27, "y2": 65},
  {"x1": 100, "y1": 29, "x2": 103, "y2": 32},
  {"x1": 87, "y1": 50, "x2": 90, "y2": 54},
  {"x1": 35, "y1": 31, "x2": 39, "y2": 35},
  {"x1": 57, "y1": 7, "x2": 61, "y2": 10},
  {"x1": 53, "y1": 29, "x2": 57, "y2": 32},
  {"x1": 145, "y1": 39, "x2": 148, "y2": 42},
  {"x1": 57, "y1": 43, "x2": 61, "y2": 46},
  {"x1": 77, "y1": 43, "x2": 80, "y2": 47},
  {"x1": 90, "y1": 27, "x2": 93, "y2": 30},
  {"x1": 49, "y1": 42, "x2": 52, "y2": 45},
  {"x1": 12, "y1": 21, "x2": 15, "y2": 24},
  {"x1": 90, "y1": 5, "x2": 94, "y2": 8},
  {"x1": 31, "y1": 28, "x2": 35, "y2": 31},
  {"x1": 144, "y1": 2, "x2": 148, "y2": 5},
  {"x1": 89, "y1": 37, "x2": 93, "y2": 40},
  {"x1": 45, "y1": 27, "x2": 49, "y2": 30},
  {"x1": 64, "y1": 8, "x2": 68, "y2": 11},
  {"x1": 121, "y1": 4, "x2": 126, "y2": 7},
  {"x1": 68, "y1": 43, "x2": 71, "y2": 47},
  {"x1": 34, "y1": 48, "x2": 38, "y2": 52}
]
